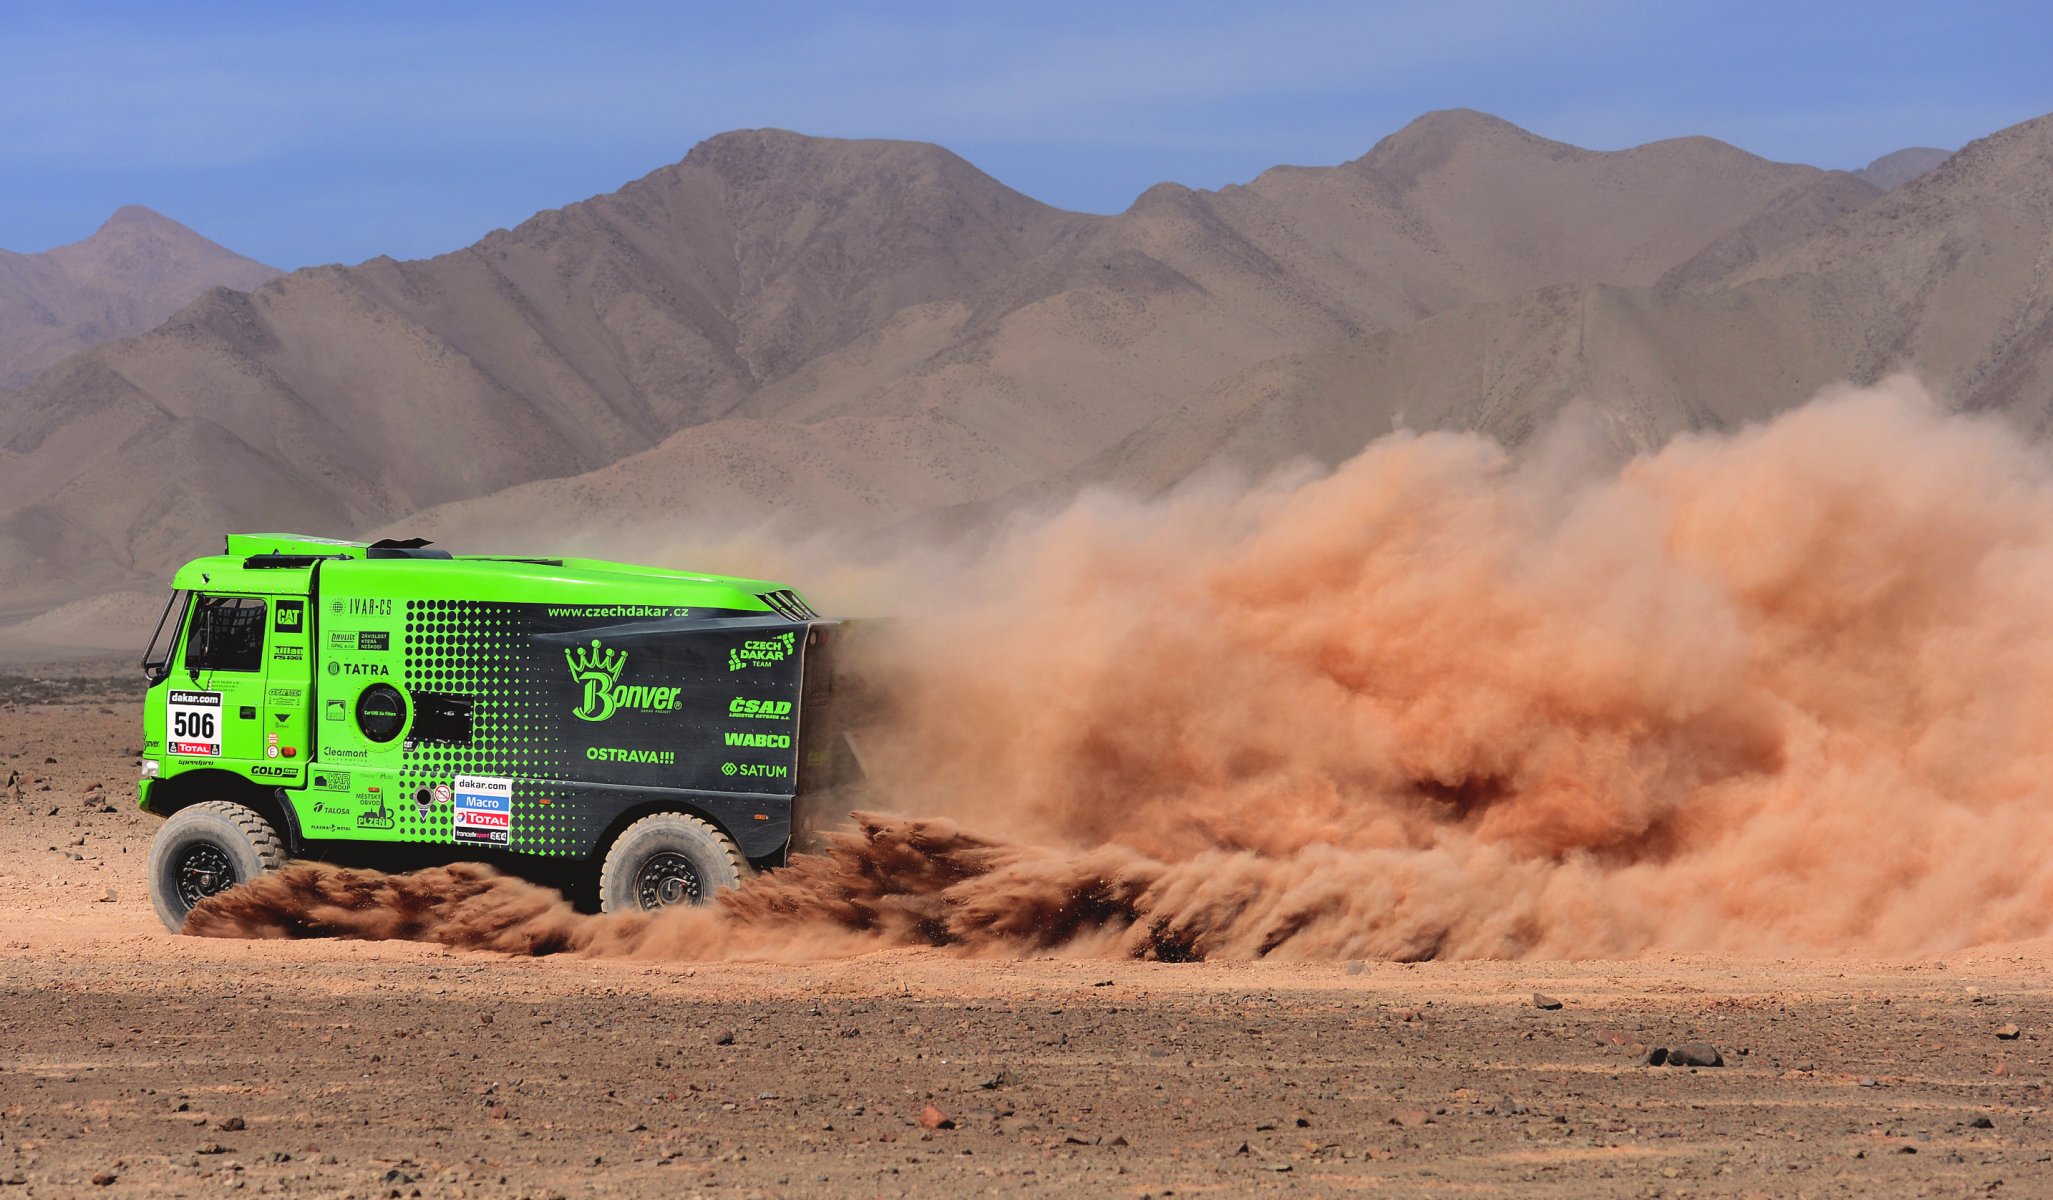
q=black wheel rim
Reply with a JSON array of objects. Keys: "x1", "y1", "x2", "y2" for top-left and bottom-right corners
[
  {"x1": 635, "y1": 851, "x2": 702, "y2": 910},
  {"x1": 174, "y1": 844, "x2": 238, "y2": 909}
]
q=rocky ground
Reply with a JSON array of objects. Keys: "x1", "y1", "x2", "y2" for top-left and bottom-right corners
[{"x1": 4, "y1": 685, "x2": 2052, "y2": 1198}]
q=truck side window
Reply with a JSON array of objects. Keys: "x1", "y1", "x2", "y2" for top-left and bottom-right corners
[{"x1": 184, "y1": 596, "x2": 267, "y2": 673}]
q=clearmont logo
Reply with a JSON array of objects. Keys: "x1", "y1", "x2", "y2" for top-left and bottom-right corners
[
  {"x1": 728, "y1": 698, "x2": 793, "y2": 720},
  {"x1": 566, "y1": 639, "x2": 681, "y2": 722}
]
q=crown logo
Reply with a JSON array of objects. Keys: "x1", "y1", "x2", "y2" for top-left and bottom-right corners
[{"x1": 567, "y1": 639, "x2": 629, "y2": 722}]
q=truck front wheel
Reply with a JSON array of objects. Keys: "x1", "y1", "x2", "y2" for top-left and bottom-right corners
[
  {"x1": 146, "y1": 801, "x2": 288, "y2": 933},
  {"x1": 598, "y1": 812, "x2": 746, "y2": 914}
]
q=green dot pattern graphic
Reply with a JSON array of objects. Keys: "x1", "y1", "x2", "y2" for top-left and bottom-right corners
[{"x1": 400, "y1": 599, "x2": 579, "y2": 855}]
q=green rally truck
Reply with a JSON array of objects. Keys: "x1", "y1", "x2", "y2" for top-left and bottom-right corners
[{"x1": 137, "y1": 533, "x2": 863, "y2": 932}]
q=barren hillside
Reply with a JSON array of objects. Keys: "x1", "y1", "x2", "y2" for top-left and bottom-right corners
[
  {"x1": 9, "y1": 110, "x2": 2040, "y2": 621},
  {"x1": 0, "y1": 206, "x2": 278, "y2": 388}
]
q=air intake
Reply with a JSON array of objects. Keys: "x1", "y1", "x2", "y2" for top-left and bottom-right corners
[{"x1": 757, "y1": 589, "x2": 818, "y2": 620}]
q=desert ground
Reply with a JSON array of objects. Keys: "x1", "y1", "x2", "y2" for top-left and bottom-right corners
[{"x1": 3, "y1": 680, "x2": 2051, "y2": 1199}]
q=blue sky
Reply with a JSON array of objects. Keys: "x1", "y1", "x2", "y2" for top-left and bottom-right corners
[{"x1": 2, "y1": 0, "x2": 2047, "y2": 269}]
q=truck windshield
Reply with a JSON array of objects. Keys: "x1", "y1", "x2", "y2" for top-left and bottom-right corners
[{"x1": 140, "y1": 590, "x2": 191, "y2": 683}]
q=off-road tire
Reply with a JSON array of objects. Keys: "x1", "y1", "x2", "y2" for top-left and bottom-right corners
[
  {"x1": 598, "y1": 812, "x2": 746, "y2": 914},
  {"x1": 147, "y1": 801, "x2": 287, "y2": 934}
]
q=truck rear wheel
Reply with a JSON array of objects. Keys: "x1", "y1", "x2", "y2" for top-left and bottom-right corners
[
  {"x1": 598, "y1": 812, "x2": 746, "y2": 914},
  {"x1": 147, "y1": 801, "x2": 288, "y2": 934}
]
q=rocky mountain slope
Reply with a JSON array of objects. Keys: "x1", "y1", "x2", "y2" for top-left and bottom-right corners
[
  {"x1": 0, "y1": 206, "x2": 278, "y2": 388},
  {"x1": 9, "y1": 109, "x2": 2049, "y2": 638}
]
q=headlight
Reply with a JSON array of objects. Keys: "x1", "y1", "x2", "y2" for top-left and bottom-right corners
[{"x1": 140, "y1": 760, "x2": 160, "y2": 778}]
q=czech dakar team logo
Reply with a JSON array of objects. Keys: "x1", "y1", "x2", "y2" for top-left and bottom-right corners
[
  {"x1": 565, "y1": 640, "x2": 681, "y2": 722},
  {"x1": 729, "y1": 630, "x2": 797, "y2": 672}
]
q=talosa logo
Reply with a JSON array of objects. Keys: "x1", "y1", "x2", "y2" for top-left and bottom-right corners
[{"x1": 565, "y1": 640, "x2": 681, "y2": 722}]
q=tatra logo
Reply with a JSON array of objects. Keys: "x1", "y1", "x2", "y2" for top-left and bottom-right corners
[{"x1": 566, "y1": 639, "x2": 680, "y2": 722}]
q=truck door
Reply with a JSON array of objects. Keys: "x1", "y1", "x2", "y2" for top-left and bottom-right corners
[{"x1": 175, "y1": 594, "x2": 310, "y2": 784}]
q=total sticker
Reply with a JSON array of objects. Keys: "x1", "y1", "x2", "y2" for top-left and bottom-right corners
[{"x1": 453, "y1": 775, "x2": 513, "y2": 847}]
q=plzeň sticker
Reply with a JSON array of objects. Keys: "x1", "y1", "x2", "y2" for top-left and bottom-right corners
[
  {"x1": 453, "y1": 775, "x2": 513, "y2": 847},
  {"x1": 167, "y1": 690, "x2": 222, "y2": 757}
]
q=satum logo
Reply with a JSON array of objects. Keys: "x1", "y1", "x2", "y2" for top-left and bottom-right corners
[{"x1": 566, "y1": 639, "x2": 681, "y2": 722}]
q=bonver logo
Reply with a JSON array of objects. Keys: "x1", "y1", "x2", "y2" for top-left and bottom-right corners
[{"x1": 565, "y1": 639, "x2": 681, "y2": 722}]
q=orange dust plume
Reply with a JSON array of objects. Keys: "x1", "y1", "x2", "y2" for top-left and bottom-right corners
[{"x1": 191, "y1": 379, "x2": 2053, "y2": 960}]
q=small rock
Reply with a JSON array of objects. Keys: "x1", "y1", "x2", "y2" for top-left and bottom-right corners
[
  {"x1": 1641, "y1": 1047, "x2": 1669, "y2": 1067},
  {"x1": 918, "y1": 1105, "x2": 954, "y2": 1131},
  {"x1": 1108, "y1": 1134, "x2": 1129, "y2": 1147},
  {"x1": 1970, "y1": 1116, "x2": 1995, "y2": 1129},
  {"x1": 1669, "y1": 1043, "x2": 1724, "y2": 1068},
  {"x1": 217, "y1": 1116, "x2": 246, "y2": 1131},
  {"x1": 1499, "y1": 1096, "x2": 1528, "y2": 1116},
  {"x1": 95, "y1": 888, "x2": 116, "y2": 904},
  {"x1": 712, "y1": 1029, "x2": 735, "y2": 1046},
  {"x1": 1996, "y1": 1024, "x2": 2022, "y2": 1040},
  {"x1": 91, "y1": 1172, "x2": 117, "y2": 1186},
  {"x1": 382, "y1": 1168, "x2": 414, "y2": 1184},
  {"x1": 1387, "y1": 1109, "x2": 1431, "y2": 1128},
  {"x1": 196, "y1": 1142, "x2": 229, "y2": 1155},
  {"x1": 1532, "y1": 993, "x2": 1563, "y2": 1011},
  {"x1": 1344, "y1": 961, "x2": 1365, "y2": 975}
]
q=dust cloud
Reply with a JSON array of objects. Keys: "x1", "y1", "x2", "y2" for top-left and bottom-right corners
[{"x1": 189, "y1": 378, "x2": 2053, "y2": 960}]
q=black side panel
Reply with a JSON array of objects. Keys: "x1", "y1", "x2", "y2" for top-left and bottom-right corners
[{"x1": 388, "y1": 600, "x2": 807, "y2": 857}]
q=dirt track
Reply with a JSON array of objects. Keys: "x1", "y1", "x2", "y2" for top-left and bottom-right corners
[{"x1": 5, "y1": 693, "x2": 2053, "y2": 1198}]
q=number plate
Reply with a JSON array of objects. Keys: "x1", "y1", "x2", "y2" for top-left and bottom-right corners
[{"x1": 167, "y1": 690, "x2": 223, "y2": 757}]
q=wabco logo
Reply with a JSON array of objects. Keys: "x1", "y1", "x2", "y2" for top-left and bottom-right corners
[
  {"x1": 728, "y1": 698, "x2": 793, "y2": 720},
  {"x1": 729, "y1": 631, "x2": 797, "y2": 672},
  {"x1": 566, "y1": 640, "x2": 681, "y2": 722},
  {"x1": 723, "y1": 731, "x2": 790, "y2": 748}
]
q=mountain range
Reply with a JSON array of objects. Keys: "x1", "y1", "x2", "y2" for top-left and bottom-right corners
[
  {"x1": 0, "y1": 206, "x2": 278, "y2": 390},
  {"x1": 4, "y1": 110, "x2": 2041, "y2": 656}
]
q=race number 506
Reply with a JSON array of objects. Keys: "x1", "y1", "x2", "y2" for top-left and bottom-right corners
[{"x1": 167, "y1": 690, "x2": 223, "y2": 757}]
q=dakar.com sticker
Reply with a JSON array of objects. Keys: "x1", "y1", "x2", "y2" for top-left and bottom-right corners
[{"x1": 453, "y1": 775, "x2": 513, "y2": 847}]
